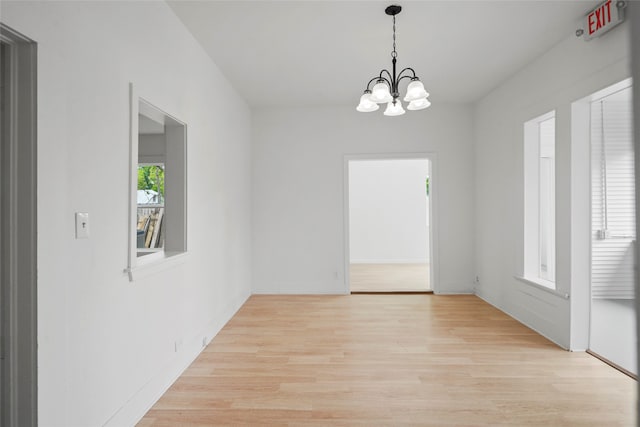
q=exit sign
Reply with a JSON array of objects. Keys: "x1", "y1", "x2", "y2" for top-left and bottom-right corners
[{"x1": 581, "y1": 0, "x2": 626, "y2": 41}]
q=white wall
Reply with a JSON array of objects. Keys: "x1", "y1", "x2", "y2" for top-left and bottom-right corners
[
  {"x1": 349, "y1": 159, "x2": 430, "y2": 263},
  {"x1": 252, "y1": 104, "x2": 474, "y2": 294},
  {"x1": 139, "y1": 134, "x2": 166, "y2": 163},
  {"x1": 474, "y1": 20, "x2": 631, "y2": 348},
  {"x1": 2, "y1": 2, "x2": 252, "y2": 426}
]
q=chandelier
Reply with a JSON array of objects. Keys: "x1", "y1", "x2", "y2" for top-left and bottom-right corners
[{"x1": 356, "y1": 5, "x2": 431, "y2": 116}]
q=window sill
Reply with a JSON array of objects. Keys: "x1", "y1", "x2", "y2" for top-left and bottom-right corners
[
  {"x1": 125, "y1": 251, "x2": 188, "y2": 282},
  {"x1": 515, "y1": 276, "x2": 570, "y2": 299}
]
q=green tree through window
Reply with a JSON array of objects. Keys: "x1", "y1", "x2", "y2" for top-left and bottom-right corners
[{"x1": 138, "y1": 165, "x2": 164, "y2": 204}]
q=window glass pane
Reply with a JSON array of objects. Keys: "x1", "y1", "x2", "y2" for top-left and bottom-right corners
[{"x1": 538, "y1": 117, "x2": 555, "y2": 281}]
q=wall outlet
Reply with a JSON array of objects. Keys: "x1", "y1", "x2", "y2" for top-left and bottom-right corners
[
  {"x1": 475, "y1": 276, "x2": 480, "y2": 283},
  {"x1": 75, "y1": 212, "x2": 90, "y2": 239},
  {"x1": 174, "y1": 339, "x2": 183, "y2": 353},
  {"x1": 202, "y1": 336, "x2": 208, "y2": 348}
]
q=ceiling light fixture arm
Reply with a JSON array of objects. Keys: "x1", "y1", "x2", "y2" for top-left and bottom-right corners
[
  {"x1": 397, "y1": 67, "x2": 417, "y2": 82},
  {"x1": 363, "y1": 74, "x2": 391, "y2": 93},
  {"x1": 379, "y1": 69, "x2": 393, "y2": 83},
  {"x1": 373, "y1": 65, "x2": 419, "y2": 104}
]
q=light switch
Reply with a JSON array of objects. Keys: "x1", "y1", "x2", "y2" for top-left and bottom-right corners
[{"x1": 75, "y1": 212, "x2": 90, "y2": 239}]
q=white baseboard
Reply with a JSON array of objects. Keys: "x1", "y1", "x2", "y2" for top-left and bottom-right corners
[
  {"x1": 349, "y1": 259, "x2": 428, "y2": 264},
  {"x1": 103, "y1": 291, "x2": 250, "y2": 427},
  {"x1": 474, "y1": 291, "x2": 568, "y2": 350},
  {"x1": 252, "y1": 281, "x2": 347, "y2": 295},
  {"x1": 434, "y1": 289, "x2": 474, "y2": 295}
]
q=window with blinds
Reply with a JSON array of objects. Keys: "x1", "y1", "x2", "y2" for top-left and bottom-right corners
[{"x1": 591, "y1": 85, "x2": 635, "y2": 299}]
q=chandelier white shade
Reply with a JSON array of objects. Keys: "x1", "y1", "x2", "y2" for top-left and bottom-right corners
[
  {"x1": 403, "y1": 80, "x2": 429, "y2": 102},
  {"x1": 384, "y1": 101, "x2": 405, "y2": 116},
  {"x1": 371, "y1": 81, "x2": 393, "y2": 103},
  {"x1": 356, "y1": 92, "x2": 380, "y2": 112},
  {"x1": 407, "y1": 98, "x2": 431, "y2": 111},
  {"x1": 357, "y1": 5, "x2": 431, "y2": 116}
]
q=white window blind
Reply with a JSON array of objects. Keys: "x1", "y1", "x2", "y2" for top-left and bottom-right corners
[{"x1": 591, "y1": 86, "x2": 635, "y2": 299}]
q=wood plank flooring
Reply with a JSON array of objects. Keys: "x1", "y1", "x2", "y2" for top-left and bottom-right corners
[
  {"x1": 138, "y1": 295, "x2": 636, "y2": 426},
  {"x1": 350, "y1": 263, "x2": 430, "y2": 292}
]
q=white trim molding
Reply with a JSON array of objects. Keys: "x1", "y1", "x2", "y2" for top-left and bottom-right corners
[{"x1": 0, "y1": 23, "x2": 38, "y2": 427}]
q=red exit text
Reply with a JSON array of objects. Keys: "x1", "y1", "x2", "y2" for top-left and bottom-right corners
[{"x1": 588, "y1": 0, "x2": 612, "y2": 36}]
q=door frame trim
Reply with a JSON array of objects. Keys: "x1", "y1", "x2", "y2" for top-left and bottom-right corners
[{"x1": 0, "y1": 23, "x2": 38, "y2": 427}]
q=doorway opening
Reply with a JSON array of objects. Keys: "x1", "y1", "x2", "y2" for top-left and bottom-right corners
[
  {"x1": 1, "y1": 23, "x2": 38, "y2": 426},
  {"x1": 345, "y1": 156, "x2": 435, "y2": 293},
  {"x1": 587, "y1": 80, "x2": 636, "y2": 377}
]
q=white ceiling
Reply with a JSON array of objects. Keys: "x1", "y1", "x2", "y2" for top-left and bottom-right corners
[{"x1": 167, "y1": 0, "x2": 599, "y2": 108}]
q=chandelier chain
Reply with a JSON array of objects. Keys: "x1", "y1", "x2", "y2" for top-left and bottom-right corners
[{"x1": 391, "y1": 14, "x2": 397, "y2": 58}]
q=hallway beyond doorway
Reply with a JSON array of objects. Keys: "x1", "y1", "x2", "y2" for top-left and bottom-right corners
[{"x1": 349, "y1": 263, "x2": 430, "y2": 292}]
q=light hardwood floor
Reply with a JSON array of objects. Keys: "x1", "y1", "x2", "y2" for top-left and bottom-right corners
[
  {"x1": 139, "y1": 295, "x2": 636, "y2": 426},
  {"x1": 350, "y1": 263, "x2": 430, "y2": 292}
]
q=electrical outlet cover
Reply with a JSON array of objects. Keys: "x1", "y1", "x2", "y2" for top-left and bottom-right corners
[{"x1": 75, "y1": 212, "x2": 90, "y2": 239}]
